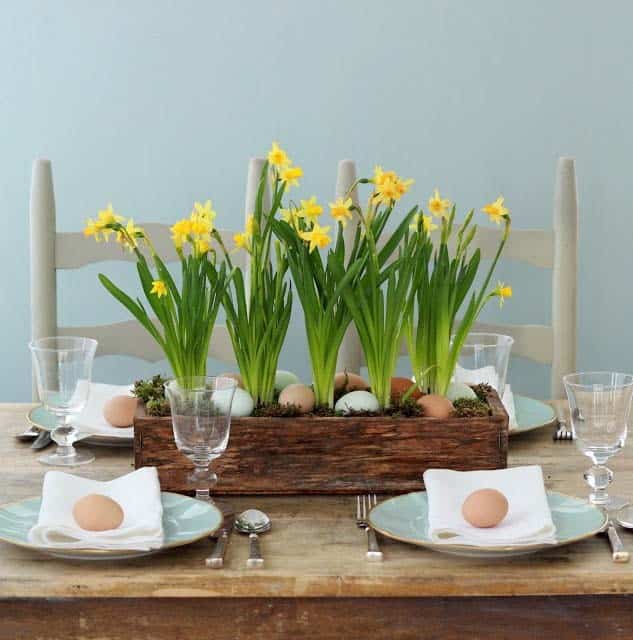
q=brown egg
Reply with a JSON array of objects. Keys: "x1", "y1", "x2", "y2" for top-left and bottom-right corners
[
  {"x1": 417, "y1": 394, "x2": 454, "y2": 419},
  {"x1": 278, "y1": 383, "x2": 315, "y2": 413},
  {"x1": 72, "y1": 494, "x2": 125, "y2": 531},
  {"x1": 219, "y1": 372, "x2": 244, "y2": 389},
  {"x1": 462, "y1": 488, "x2": 509, "y2": 528},
  {"x1": 390, "y1": 377, "x2": 423, "y2": 402},
  {"x1": 334, "y1": 371, "x2": 369, "y2": 393},
  {"x1": 103, "y1": 395, "x2": 138, "y2": 427}
]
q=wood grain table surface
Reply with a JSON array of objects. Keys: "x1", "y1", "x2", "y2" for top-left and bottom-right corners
[{"x1": 3, "y1": 401, "x2": 633, "y2": 639}]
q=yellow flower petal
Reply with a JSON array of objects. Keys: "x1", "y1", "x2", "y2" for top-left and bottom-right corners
[
  {"x1": 150, "y1": 280, "x2": 167, "y2": 298},
  {"x1": 481, "y1": 196, "x2": 510, "y2": 225}
]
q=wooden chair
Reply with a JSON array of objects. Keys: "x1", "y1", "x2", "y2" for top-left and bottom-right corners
[
  {"x1": 29, "y1": 157, "x2": 361, "y2": 400},
  {"x1": 335, "y1": 158, "x2": 579, "y2": 399}
]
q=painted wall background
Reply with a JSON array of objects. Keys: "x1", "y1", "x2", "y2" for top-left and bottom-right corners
[{"x1": 1, "y1": 0, "x2": 631, "y2": 402}]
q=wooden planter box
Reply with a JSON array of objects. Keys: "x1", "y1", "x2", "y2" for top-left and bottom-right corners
[{"x1": 134, "y1": 388, "x2": 508, "y2": 495}]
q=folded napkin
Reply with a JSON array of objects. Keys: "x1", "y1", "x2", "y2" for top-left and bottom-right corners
[
  {"x1": 453, "y1": 365, "x2": 517, "y2": 428},
  {"x1": 75, "y1": 382, "x2": 134, "y2": 438},
  {"x1": 28, "y1": 467, "x2": 164, "y2": 550},
  {"x1": 423, "y1": 466, "x2": 557, "y2": 546}
]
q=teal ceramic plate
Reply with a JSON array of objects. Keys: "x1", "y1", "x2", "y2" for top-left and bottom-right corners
[
  {"x1": 27, "y1": 406, "x2": 132, "y2": 448},
  {"x1": 511, "y1": 395, "x2": 556, "y2": 436},
  {"x1": 369, "y1": 491, "x2": 605, "y2": 558},
  {"x1": 0, "y1": 492, "x2": 222, "y2": 560}
]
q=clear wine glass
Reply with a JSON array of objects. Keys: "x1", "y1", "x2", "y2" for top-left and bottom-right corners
[
  {"x1": 165, "y1": 376, "x2": 237, "y2": 501},
  {"x1": 564, "y1": 371, "x2": 633, "y2": 509},
  {"x1": 454, "y1": 333, "x2": 514, "y2": 393},
  {"x1": 29, "y1": 336, "x2": 98, "y2": 466}
]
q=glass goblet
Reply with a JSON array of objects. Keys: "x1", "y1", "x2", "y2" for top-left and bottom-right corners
[
  {"x1": 29, "y1": 336, "x2": 98, "y2": 466},
  {"x1": 454, "y1": 332, "x2": 514, "y2": 393},
  {"x1": 564, "y1": 371, "x2": 633, "y2": 509},
  {"x1": 165, "y1": 376, "x2": 237, "y2": 501}
]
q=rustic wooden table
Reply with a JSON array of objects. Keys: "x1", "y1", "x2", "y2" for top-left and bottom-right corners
[{"x1": 2, "y1": 402, "x2": 633, "y2": 639}]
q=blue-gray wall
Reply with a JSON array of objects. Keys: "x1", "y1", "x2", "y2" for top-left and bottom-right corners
[{"x1": 2, "y1": 0, "x2": 631, "y2": 401}]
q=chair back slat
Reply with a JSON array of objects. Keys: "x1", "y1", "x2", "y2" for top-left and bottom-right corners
[
  {"x1": 55, "y1": 226, "x2": 244, "y2": 270},
  {"x1": 58, "y1": 322, "x2": 235, "y2": 364}
]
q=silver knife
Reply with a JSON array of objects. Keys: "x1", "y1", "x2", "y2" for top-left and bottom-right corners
[
  {"x1": 606, "y1": 521, "x2": 629, "y2": 563},
  {"x1": 30, "y1": 430, "x2": 53, "y2": 450},
  {"x1": 205, "y1": 528, "x2": 232, "y2": 568}
]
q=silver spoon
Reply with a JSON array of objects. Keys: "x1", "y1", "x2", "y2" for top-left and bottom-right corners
[{"x1": 234, "y1": 509, "x2": 271, "y2": 569}]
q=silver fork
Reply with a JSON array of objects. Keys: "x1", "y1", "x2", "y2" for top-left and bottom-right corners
[
  {"x1": 356, "y1": 494, "x2": 383, "y2": 562},
  {"x1": 553, "y1": 407, "x2": 574, "y2": 441}
]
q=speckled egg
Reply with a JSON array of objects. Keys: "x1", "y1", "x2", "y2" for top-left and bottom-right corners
[
  {"x1": 274, "y1": 370, "x2": 300, "y2": 393},
  {"x1": 334, "y1": 371, "x2": 369, "y2": 393},
  {"x1": 335, "y1": 390, "x2": 380, "y2": 414},
  {"x1": 278, "y1": 383, "x2": 315, "y2": 413},
  {"x1": 446, "y1": 382, "x2": 477, "y2": 402},
  {"x1": 73, "y1": 494, "x2": 124, "y2": 531},
  {"x1": 390, "y1": 377, "x2": 423, "y2": 403},
  {"x1": 103, "y1": 395, "x2": 138, "y2": 427},
  {"x1": 462, "y1": 488, "x2": 509, "y2": 528},
  {"x1": 417, "y1": 394, "x2": 454, "y2": 419}
]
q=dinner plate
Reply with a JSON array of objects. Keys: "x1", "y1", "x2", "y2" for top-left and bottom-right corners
[
  {"x1": 27, "y1": 405, "x2": 133, "y2": 447},
  {"x1": 0, "y1": 492, "x2": 222, "y2": 560},
  {"x1": 510, "y1": 395, "x2": 556, "y2": 436},
  {"x1": 369, "y1": 491, "x2": 606, "y2": 558}
]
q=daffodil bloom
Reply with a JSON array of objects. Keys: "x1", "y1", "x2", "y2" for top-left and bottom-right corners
[
  {"x1": 245, "y1": 214, "x2": 256, "y2": 235},
  {"x1": 190, "y1": 200, "x2": 216, "y2": 224},
  {"x1": 373, "y1": 166, "x2": 397, "y2": 186},
  {"x1": 116, "y1": 218, "x2": 144, "y2": 250},
  {"x1": 280, "y1": 207, "x2": 300, "y2": 227},
  {"x1": 298, "y1": 196, "x2": 322, "y2": 222},
  {"x1": 196, "y1": 239, "x2": 210, "y2": 255},
  {"x1": 396, "y1": 178, "x2": 414, "y2": 197},
  {"x1": 150, "y1": 280, "x2": 167, "y2": 298},
  {"x1": 299, "y1": 222, "x2": 331, "y2": 253},
  {"x1": 427, "y1": 189, "x2": 451, "y2": 218},
  {"x1": 233, "y1": 231, "x2": 250, "y2": 251},
  {"x1": 481, "y1": 196, "x2": 510, "y2": 225},
  {"x1": 329, "y1": 197, "x2": 353, "y2": 227},
  {"x1": 374, "y1": 178, "x2": 400, "y2": 205},
  {"x1": 280, "y1": 165, "x2": 303, "y2": 188},
  {"x1": 409, "y1": 213, "x2": 438, "y2": 233},
  {"x1": 267, "y1": 141, "x2": 290, "y2": 167},
  {"x1": 493, "y1": 282, "x2": 513, "y2": 307},
  {"x1": 83, "y1": 218, "x2": 100, "y2": 239},
  {"x1": 171, "y1": 218, "x2": 192, "y2": 249}
]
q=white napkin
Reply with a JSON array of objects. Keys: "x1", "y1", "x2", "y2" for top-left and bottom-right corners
[
  {"x1": 74, "y1": 382, "x2": 135, "y2": 438},
  {"x1": 28, "y1": 467, "x2": 164, "y2": 550},
  {"x1": 453, "y1": 365, "x2": 517, "y2": 428},
  {"x1": 423, "y1": 466, "x2": 557, "y2": 546}
]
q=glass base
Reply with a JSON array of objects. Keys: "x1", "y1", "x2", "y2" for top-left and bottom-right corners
[
  {"x1": 39, "y1": 449, "x2": 95, "y2": 466},
  {"x1": 596, "y1": 495, "x2": 630, "y2": 512}
]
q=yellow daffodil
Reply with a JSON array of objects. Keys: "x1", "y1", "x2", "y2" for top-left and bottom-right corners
[
  {"x1": 299, "y1": 222, "x2": 332, "y2": 253},
  {"x1": 280, "y1": 165, "x2": 303, "y2": 188},
  {"x1": 267, "y1": 141, "x2": 290, "y2": 167},
  {"x1": 190, "y1": 200, "x2": 216, "y2": 223},
  {"x1": 233, "y1": 232, "x2": 250, "y2": 251},
  {"x1": 196, "y1": 239, "x2": 210, "y2": 255},
  {"x1": 245, "y1": 214, "x2": 256, "y2": 235},
  {"x1": 481, "y1": 196, "x2": 510, "y2": 225},
  {"x1": 493, "y1": 281, "x2": 513, "y2": 307},
  {"x1": 396, "y1": 178, "x2": 414, "y2": 197},
  {"x1": 280, "y1": 207, "x2": 300, "y2": 227},
  {"x1": 150, "y1": 280, "x2": 167, "y2": 298},
  {"x1": 84, "y1": 204, "x2": 126, "y2": 242},
  {"x1": 374, "y1": 178, "x2": 400, "y2": 205},
  {"x1": 428, "y1": 189, "x2": 451, "y2": 218},
  {"x1": 171, "y1": 218, "x2": 192, "y2": 249},
  {"x1": 409, "y1": 213, "x2": 438, "y2": 233},
  {"x1": 298, "y1": 196, "x2": 322, "y2": 222},
  {"x1": 329, "y1": 197, "x2": 353, "y2": 227},
  {"x1": 83, "y1": 218, "x2": 100, "y2": 239},
  {"x1": 373, "y1": 166, "x2": 397, "y2": 186},
  {"x1": 116, "y1": 218, "x2": 144, "y2": 250}
]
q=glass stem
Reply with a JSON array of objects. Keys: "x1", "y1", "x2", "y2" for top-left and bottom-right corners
[
  {"x1": 53, "y1": 415, "x2": 77, "y2": 459},
  {"x1": 584, "y1": 464, "x2": 613, "y2": 505}
]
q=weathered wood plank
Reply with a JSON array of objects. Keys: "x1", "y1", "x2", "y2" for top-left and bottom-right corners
[{"x1": 134, "y1": 389, "x2": 508, "y2": 494}]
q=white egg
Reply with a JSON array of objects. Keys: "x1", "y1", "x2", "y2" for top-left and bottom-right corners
[
  {"x1": 446, "y1": 382, "x2": 477, "y2": 402},
  {"x1": 214, "y1": 387, "x2": 254, "y2": 417},
  {"x1": 274, "y1": 370, "x2": 300, "y2": 393},
  {"x1": 335, "y1": 390, "x2": 380, "y2": 414}
]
